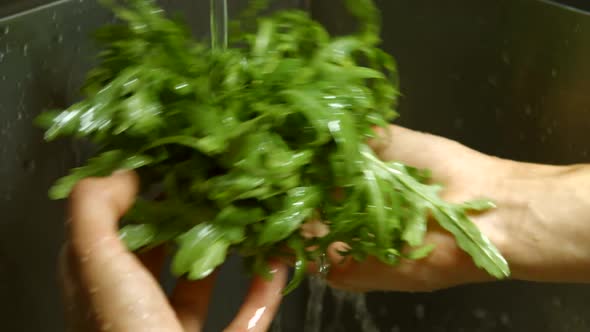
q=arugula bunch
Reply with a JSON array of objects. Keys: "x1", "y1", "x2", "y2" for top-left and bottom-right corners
[{"x1": 37, "y1": 0, "x2": 509, "y2": 293}]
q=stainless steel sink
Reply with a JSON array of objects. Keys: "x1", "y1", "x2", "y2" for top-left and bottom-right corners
[{"x1": 1, "y1": 0, "x2": 590, "y2": 331}]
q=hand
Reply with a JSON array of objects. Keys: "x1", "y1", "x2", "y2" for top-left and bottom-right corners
[
  {"x1": 58, "y1": 171, "x2": 286, "y2": 332},
  {"x1": 323, "y1": 125, "x2": 590, "y2": 292}
]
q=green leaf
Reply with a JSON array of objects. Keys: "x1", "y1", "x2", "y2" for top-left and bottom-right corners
[
  {"x1": 172, "y1": 223, "x2": 230, "y2": 280},
  {"x1": 49, "y1": 151, "x2": 154, "y2": 199},
  {"x1": 283, "y1": 236, "x2": 307, "y2": 295},
  {"x1": 258, "y1": 187, "x2": 321, "y2": 245},
  {"x1": 405, "y1": 244, "x2": 436, "y2": 260},
  {"x1": 431, "y1": 208, "x2": 509, "y2": 278},
  {"x1": 119, "y1": 224, "x2": 157, "y2": 251},
  {"x1": 36, "y1": 0, "x2": 509, "y2": 293},
  {"x1": 402, "y1": 204, "x2": 428, "y2": 246},
  {"x1": 461, "y1": 199, "x2": 496, "y2": 211}
]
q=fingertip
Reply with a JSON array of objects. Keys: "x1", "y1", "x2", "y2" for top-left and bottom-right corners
[
  {"x1": 324, "y1": 242, "x2": 355, "y2": 282},
  {"x1": 70, "y1": 170, "x2": 139, "y2": 216},
  {"x1": 68, "y1": 170, "x2": 139, "y2": 256},
  {"x1": 225, "y1": 262, "x2": 288, "y2": 332},
  {"x1": 326, "y1": 242, "x2": 352, "y2": 266}
]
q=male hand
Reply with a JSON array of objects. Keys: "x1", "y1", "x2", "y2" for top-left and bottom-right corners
[{"x1": 58, "y1": 171, "x2": 286, "y2": 332}]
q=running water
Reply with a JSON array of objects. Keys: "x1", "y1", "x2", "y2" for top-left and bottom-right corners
[
  {"x1": 305, "y1": 276, "x2": 380, "y2": 332},
  {"x1": 210, "y1": 0, "x2": 228, "y2": 50}
]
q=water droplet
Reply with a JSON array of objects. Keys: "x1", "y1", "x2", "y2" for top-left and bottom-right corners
[
  {"x1": 552, "y1": 297, "x2": 562, "y2": 307},
  {"x1": 57, "y1": 34, "x2": 64, "y2": 43},
  {"x1": 487, "y1": 75, "x2": 498, "y2": 86},
  {"x1": 501, "y1": 51, "x2": 511, "y2": 64},
  {"x1": 0, "y1": 52, "x2": 4, "y2": 62},
  {"x1": 22, "y1": 44, "x2": 28, "y2": 56},
  {"x1": 415, "y1": 304, "x2": 425, "y2": 319},
  {"x1": 473, "y1": 308, "x2": 487, "y2": 319},
  {"x1": 76, "y1": 25, "x2": 81, "y2": 32},
  {"x1": 546, "y1": 127, "x2": 553, "y2": 135},
  {"x1": 524, "y1": 105, "x2": 532, "y2": 116},
  {"x1": 1, "y1": 76, "x2": 5, "y2": 81},
  {"x1": 500, "y1": 313, "x2": 511, "y2": 326},
  {"x1": 52, "y1": 11, "x2": 57, "y2": 21},
  {"x1": 551, "y1": 69, "x2": 558, "y2": 78},
  {"x1": 3, "y1": 26, "x2": 9, "y2": 35}
]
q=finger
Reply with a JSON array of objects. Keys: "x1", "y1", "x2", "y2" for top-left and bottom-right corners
[
  {"x1": 324, "y1": 231, "x2": 491, "y2": 292},
  {"x1": 68, "y1": 171, "x2": 139, "y2": 253},
  {"x1": 224, "y1": 262, "x2": 288, "y2": 332},
  {"x1": 68, "y1": 171, "x2": 183, "y2": 331},
  {"x1": 369, "y1": 125, "x2": 471, "y2": 183},
  {"x1": 170, "y1": 272, "x2": 218, "y2": 332}
]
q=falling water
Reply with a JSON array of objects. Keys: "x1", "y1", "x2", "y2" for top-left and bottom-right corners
[
  {"x1": 210, "y1": 0, "x2": 228, "y2": 50},
  {"x1": 304, "y1": 276, "x2": 380, "y2": 332}
]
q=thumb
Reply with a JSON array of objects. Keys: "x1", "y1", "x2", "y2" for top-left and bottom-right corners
[
  {"x1": 68, "y1": 170, "x2": 138, "y2": 252},
  {"x1": 65, "y1": 171, "x2": 183, "y2": 331},
  {"x1": 369, "y1": 125, "x2": 484, "y2": 184}
]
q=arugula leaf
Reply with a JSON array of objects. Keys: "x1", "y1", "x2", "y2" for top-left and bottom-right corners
[
  {"x1": 49, "y1": 151, "x2": 154, "y2": 199},
  {"x1": 172, "y1": 223, "x2": 232, "y2": 280},
  {"x1": 37, "y1": 0, "x2": 510, "y2": 294}
]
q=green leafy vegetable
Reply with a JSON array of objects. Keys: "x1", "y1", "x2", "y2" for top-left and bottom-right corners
[{"x1": 37, "y1": 0, "x2": 509, "y2": 293}]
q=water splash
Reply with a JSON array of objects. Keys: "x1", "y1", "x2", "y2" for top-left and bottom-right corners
[
  {"x1": 305, "y1": 276, "x2": 380, "y2": 332},
  {"x1": 304, "y1": 276, "x2": 327, "y2": 332}
]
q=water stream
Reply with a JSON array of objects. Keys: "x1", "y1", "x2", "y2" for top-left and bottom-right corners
[{"x1": 210, "y1": 0, "x2": 228, "y2": 50}]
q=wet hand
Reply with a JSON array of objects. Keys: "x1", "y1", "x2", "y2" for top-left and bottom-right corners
[
  {"x1": 58, "y1": 171, "x2": 286, "y2": 332},
  {"x1": 321, "y1": 125, "x2": 514, "y2": 292}
]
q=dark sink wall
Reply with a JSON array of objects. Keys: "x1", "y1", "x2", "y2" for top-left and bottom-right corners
[{"x1": 311, "y1": 0, "x2": 590, "y2": 331}]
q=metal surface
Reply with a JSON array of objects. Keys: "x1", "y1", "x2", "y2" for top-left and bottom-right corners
[
  {"x1": 0, "y1": 1, "x2": 305, "y2": 331},
  {"x1": 311, "y1": 0, "x2": 590, "y2": 331}
]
